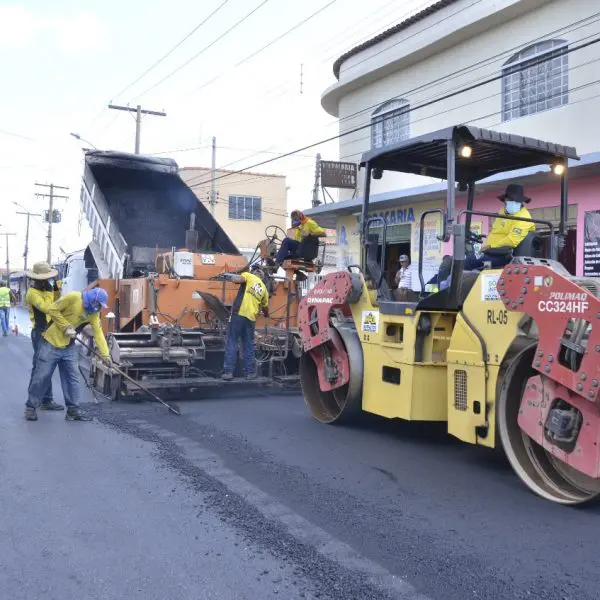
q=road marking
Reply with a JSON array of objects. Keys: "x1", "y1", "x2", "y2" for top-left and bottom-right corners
[{"x1": 138, "y1": 422, "x2": 430, "y2": 600}]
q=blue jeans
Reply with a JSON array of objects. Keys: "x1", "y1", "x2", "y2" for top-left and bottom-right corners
[
  {"x1": 276, "y1": 238, "x2": 300, "y2": 264},
  {"x1": 0, "y1": 307, "x2": 9, "y2": 335},
  {"x1": 28, "y1": 328, "x2": 54, "y2": 405},
  {"x1": 464, "y1": 252, "x2": 511, "y2": 271},
  {"x1": 27, "y1": 339, "x2": 79, "y2": 409},
  {"x1": 223, "y1": 314, "x2": 256, "y2": 376}
]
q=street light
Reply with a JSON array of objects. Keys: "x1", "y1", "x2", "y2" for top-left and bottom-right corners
[{"x1": 69, "y1": 132, "x2": 98, "y2": 149}]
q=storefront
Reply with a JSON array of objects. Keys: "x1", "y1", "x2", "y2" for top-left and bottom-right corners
[{"x1": 307, "y1": 154, "x2": 600, "y2": 290}]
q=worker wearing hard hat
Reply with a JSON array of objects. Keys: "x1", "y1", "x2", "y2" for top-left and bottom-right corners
[
  {"x1": 220, "y1": 267, "x2": 269, "y2": 380},
  {"x1": 275, "y1": 210, "x2": 326, "y2": 265},
  {"x1": 0, "y1": 279, "x2": 11, "y2": 337},
  {"x1": 25, "y1": 288, "x2": 111, "y2": 422},
  {"x1": 25, "y1": 261, "x2": 64, "y2": 411}
]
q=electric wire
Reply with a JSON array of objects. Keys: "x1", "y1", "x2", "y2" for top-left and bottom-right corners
[
  {"x1": 132, "y1": 0, "x2": 273, "y2": 101},
  {"x1": 185, "y1": 35, "x2": 600, "y2": 191}
]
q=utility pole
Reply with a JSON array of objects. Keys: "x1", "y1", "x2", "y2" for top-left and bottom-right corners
[
  {"x1": 108, "y1": 104, "x2": 167, "y2": 154},
  {"x1": 35, "y1": 183, "x2": 69, "y2": 264},
  {"x1": 210, "y1": 136, "x2": 217, "y2": 217},
  {"x1": 16, "y1": 210, "x2": 42, "y2": 278},
  {"x1": 311, "y1": 153, "x2": 322, "y2": 207},
  {"x1": 1, "y1": 232, "x2": 16, "y2": 287}
]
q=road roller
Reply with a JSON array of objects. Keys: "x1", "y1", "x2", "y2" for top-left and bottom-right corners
[{"x1": 297, "y1": 124, "x2": 600, "y2": 504}]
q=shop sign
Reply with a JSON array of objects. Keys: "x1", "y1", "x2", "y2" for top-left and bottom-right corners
[{"x1": 584, "y1": 210, "x2": 600, "y2": 278}]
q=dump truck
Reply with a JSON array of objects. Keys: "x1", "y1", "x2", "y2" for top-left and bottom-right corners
[
  {"x1": 297, "y1": 124, "x2": 600, "y2": 504},
  {"x1": 78, "y1": 150, "x2": 321, "y2": 399}
]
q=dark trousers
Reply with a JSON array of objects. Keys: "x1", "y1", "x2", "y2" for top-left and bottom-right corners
[
  {"x1": 464, "y1": 252, "x2": 511, "y2": 271},
  {"x1": 275, "y1": 238, "x2": 300, "y2": 264},
  {"x1": 29, "y1": 328, "x2": 54, "y2": 405},
  {"x1": 223, "y1": 314, "x2": 256, "y2": 376}
]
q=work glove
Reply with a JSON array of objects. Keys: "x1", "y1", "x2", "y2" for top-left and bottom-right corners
[{"x1": 64, "y1": 327, "x2": 77, "y2": 339}]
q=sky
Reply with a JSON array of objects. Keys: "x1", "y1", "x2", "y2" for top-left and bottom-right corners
[{"x1": 0, "y1": 0, "x2": 435, "y2": 270}]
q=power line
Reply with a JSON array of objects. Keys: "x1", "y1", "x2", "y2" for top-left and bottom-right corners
[
  {"x1": 133, "y1": 0, "x2": 273, "y2": 101},
  {"x1": 335, "y1": 11, "x2": 600, "y2": 127},
  {"x1": 186, "y1": 35, "x2": 600, "y2": 191},
  {"x1": 113, "y1": 0, "x2": 233, "y2": 101},
  {"x1": 194, "y1": 0, "x2": 338, "y2": 93}
]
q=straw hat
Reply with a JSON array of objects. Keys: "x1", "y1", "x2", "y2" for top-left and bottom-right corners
[{"x1": 26, "y1": 261, "x2": 58, "y2": 280}]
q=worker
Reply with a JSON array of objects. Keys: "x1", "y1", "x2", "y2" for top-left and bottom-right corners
[
  {"x1": 464, "y1": 184, "x2": 535, "y2": 270},
  {"x1": 393, "y1": 254, "x2": 413, "y2": 300},
  {"x1": 25, "y1": 261, "x2": 64, "y2": 411},
  {"x1": 25, "y1": 287, "x2": 111, "y2": 422},
  {"x1": 220, "y1": 267, "x2": 269, "y2": 381},
  {"x1": 275, "y1": 210, "x2": 326, "y2": 265},
  {"x1": 0, "y1": 279, "x2": 10, "y2": 337}
]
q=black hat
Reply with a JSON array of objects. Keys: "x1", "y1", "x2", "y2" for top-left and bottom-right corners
[{"x1": 498, "y1": 183, "x2": 531, "y2": 204}]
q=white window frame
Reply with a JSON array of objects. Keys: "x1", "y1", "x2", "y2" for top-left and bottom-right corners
[
  {"x1": 501, "y1": 39, "x2": 569, "y2": 122},
  {"x1": 371, "y1": 99, "x2": 410, "y2": 149},
  {"x1": 228, "y1": 195, "x2": 262, "y2": 221}
]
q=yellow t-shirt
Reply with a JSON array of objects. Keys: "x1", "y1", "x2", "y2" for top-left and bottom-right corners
[
  {"x1": 293, "y1": 218, "x2": 325, "y2": 242},
  {"x1": 487, "y1": 207, "x2": 535, "y2": 249},
  {"x1": 236, "y1": 273, "x2": 268, "y2": 322},
  {"x1": 43, "y1": 291, "x2": 109, "y2": 357},
  {"x1": 26, "y1": 286, "x2": 60, "y2": 329}
]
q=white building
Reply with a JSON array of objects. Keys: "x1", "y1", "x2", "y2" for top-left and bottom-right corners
[{"x1": 308, "y1": 0, "x2": 600, "y2": 284}]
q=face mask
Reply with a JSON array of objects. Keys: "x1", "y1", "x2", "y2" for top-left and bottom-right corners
[
  {"x1": 505, "y1": 200, "x2": 521, "y2": 215},
  {"x1": 292, "y1": 219, "x2": 301, "y2": 227}
]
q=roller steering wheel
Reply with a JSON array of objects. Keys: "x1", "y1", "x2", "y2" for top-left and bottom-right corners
[{"x1": 265, "y1": 225, "x2": 287, "y2": 242}]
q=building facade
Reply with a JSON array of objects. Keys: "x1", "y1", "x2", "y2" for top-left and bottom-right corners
[
  {"x1": 180, "y1": 167, "x2": 288, "y2": 260},
  {"x1": 308, "y1": 0, "x2": 600, "y2": 285}
]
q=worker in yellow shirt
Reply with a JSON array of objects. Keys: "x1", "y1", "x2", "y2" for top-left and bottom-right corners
[
  {"x1": 275, "y1": 210, "x2": 326, "y2": 265},
  {"x1": 221, "y1": 267, "x2": 269, "y2": 381},
  {"x1": 25, "y1": 288, "x2": 111, "y2": 422},
  {"x1": 465, "y1": 184, "x2": 536, "y2": 270},
  {"x1": 0, "y1": 279, "x2": 11, "y2": 337},
  {"x1": 25, "y1": 261, "x2": 64, "y2": 411}
]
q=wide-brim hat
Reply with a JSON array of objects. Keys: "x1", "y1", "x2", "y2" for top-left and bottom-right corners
[
  {"x1": 26, "y1": 261, "x2": 58, "y2": 280},
  {"x1": 498, "y1": 183, "x2": 531, "y2": 204}
]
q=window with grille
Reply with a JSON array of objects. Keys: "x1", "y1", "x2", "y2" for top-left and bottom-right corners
[
  {"x1": 228, "y1": 195, "x2": 262, "y2": 221},
  {"x1": 371, "y1": 99, "x2": 410, "y2": 149},
  {"x1": 502, "y1": 39, "x2": 569, "y2": 122}
]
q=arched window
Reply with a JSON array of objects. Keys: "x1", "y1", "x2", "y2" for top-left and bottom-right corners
[
  {"x1": 371, "y1": 99, "x2": 410, "y2": 149},
  {"x1": 502, "y1": 39, "x2": 568, "y2": 122}
]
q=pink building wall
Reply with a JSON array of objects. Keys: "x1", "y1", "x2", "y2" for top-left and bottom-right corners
[{"x1": 444, "y1": 178, "x2": 599, "y2": 276}]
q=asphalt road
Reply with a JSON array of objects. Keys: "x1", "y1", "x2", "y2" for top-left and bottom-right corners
[{"x1": 2, "y1": 330, "x2": 600, "y2": 599}]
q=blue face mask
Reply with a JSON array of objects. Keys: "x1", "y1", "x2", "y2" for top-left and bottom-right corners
[
  {"x1": 292, "y1": 219, "x2": 301, "y2": 227},
  {"x1": 505, "y1": 200, "x2": 521, "y2": 215}
]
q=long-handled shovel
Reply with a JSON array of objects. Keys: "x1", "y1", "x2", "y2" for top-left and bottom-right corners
[{"x1": 75, "y1": 337, "x2": 181, "y2": 415}]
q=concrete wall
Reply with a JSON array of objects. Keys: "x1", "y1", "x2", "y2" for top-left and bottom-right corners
[
  {"x1": 324, "y1": 0, "x2": 600, "y2": 200},
  {"x1": 180, "y1": 168, "x2": 288, "y2": 250}
]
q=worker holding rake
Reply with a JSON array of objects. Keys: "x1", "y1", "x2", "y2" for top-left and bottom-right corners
[{"x1": 25, "y1": 288, "x2": 112, "y2": 422}]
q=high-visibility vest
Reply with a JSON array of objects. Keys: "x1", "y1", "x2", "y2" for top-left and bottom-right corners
[{"x1": 0, "y1": 287, "x2": 10, "y2": 308}]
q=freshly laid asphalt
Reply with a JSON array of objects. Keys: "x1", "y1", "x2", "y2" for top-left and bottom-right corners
[{"x1": 1, "y1": 326, "x2": 600, "y2": 599}]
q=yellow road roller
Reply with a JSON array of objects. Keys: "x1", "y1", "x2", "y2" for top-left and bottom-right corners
[{"x1": 297, "y1": 124, "x2": 600, "y2": 505}]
